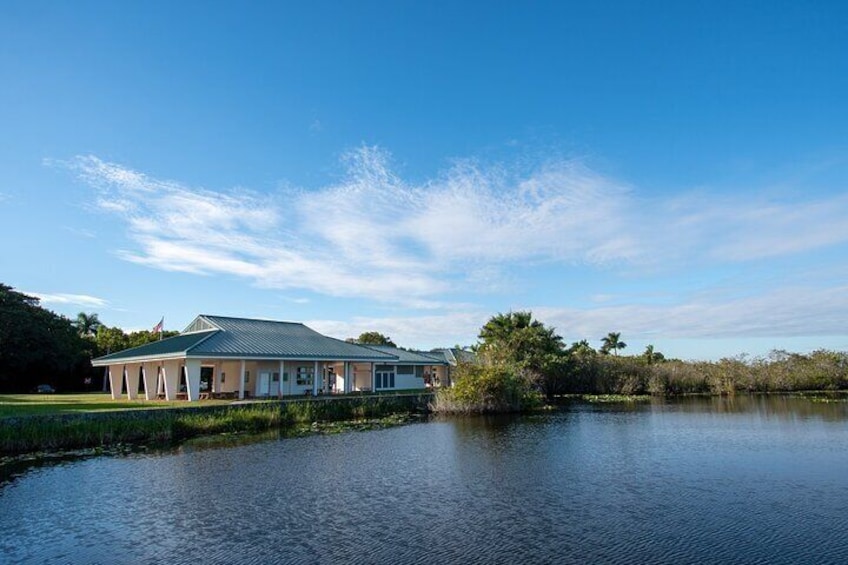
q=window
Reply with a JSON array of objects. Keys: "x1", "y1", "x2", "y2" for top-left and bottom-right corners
[
  {"x1": 296, "y1": 366, "x2": 314, "y2": 386},
  {"x1": 272, "y1": 372, "x2": 280, "y2": 383},
  {"x1": 375, "y1": 369, "x2": 395, "y2": 390},
  {"x1": 396, "y1": 365, "x2": 414, "y2": 375},
  {"x1": 245, "y1": 371, "x2": 250, "y2": 383}
]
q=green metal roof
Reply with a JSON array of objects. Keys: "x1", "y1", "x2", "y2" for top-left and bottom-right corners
[
  {"x1": 92, "y1": 315, "x2": 398, "y2": 365},
  {"x1": 362, "y1": 345, "x2": 448, "y2": 365},
  {"x1": 92, "y1": 330, "x2": 216, "y2": 365},
  {"x1": 429, "y1": 348, "x2": 477, "y2": 365}
]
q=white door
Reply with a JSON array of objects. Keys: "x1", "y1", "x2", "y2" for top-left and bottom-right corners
[{"x1": 258, "y1": 371, "x2": 271, "y2": 396}]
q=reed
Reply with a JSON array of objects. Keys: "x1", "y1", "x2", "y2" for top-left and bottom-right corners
[{"x1": 0, "y1": 395, "x2": 428, "y2": 455}]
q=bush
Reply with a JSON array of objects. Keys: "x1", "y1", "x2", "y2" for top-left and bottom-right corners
[{"x1": 430, "y1": 364, "x2": 541, "y2": 414}]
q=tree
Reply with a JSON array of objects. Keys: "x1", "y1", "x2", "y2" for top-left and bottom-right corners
[
  {"x1": 348, "y1": 331, "x2": 397, "y2": 347},
  {"x1": 94, "y1": 326, "x2": 130, "y2": 356},
  {"x1": 568, "y1": 339, "x2": 596, "y2": 356},
  {"x1": 644, "y1": 344, "x2": 665, "y2": 364},
  {"x1": 74, "y1": 312, "x2": 102, "y2": 337},
  {"x1": 0, "y1": 284, "x2": 92, "y2": 392},
  {"x1": 477, "y1": 311, "x2": 566, "y2": 399},
  {"x1": 600, "y1": 332, "x2": 627, "y2": 356}
]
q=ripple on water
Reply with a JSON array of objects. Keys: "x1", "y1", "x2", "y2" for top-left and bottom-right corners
[{"x1": 1, "y1": 398, "x2": 848, "y2": 564}]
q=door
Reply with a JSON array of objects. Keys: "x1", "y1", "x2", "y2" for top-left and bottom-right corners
[
  {"x1": 258, "y1": 371, "x2": 271, "y2": 396},
  {"x1": 270, "y1": 372, "x2": 280, "y2": 396},
  {"x1": 375, "y1": 369, "x2": 395, "y2": 390}
]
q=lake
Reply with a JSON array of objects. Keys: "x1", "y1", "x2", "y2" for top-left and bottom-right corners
[{"x1": 1, "y1": 395, "x2": 847, "y2": 564}]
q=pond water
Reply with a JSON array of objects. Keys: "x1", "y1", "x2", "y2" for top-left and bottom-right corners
[{"x1": 1, "y1": 396, "x2": 847, "y2": 564}]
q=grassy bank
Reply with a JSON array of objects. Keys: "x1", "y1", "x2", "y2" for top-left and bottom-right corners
[
  {"x1": 0, "y1": 393, "x2": 233, "y2": 418},
  {"x1": 0, "y1": 394, "x2": 430, "y2": 455}
]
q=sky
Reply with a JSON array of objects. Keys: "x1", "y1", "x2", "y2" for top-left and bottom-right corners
[{"x1": 1, "y1": 1, "x2": 847, "y2": 360}]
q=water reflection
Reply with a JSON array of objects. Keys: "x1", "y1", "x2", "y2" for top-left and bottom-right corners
[{"x1": 1, "y1": 396, "x2": 847, "y2": 564}]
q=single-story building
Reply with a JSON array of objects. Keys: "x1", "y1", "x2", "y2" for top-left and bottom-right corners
[{"x1": 91, "y1": 314, "x2": 451, "y2": 402}]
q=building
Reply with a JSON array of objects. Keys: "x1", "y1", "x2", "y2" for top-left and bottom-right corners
[{"x1": 91, "y1": 314, "x2": 450, "y2": 401}]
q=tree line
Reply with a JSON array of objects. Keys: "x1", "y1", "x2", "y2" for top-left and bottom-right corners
[
  {"x1": 434, "y1": 311, "x2": 848, "y2": 413},
  {"x1": 0, "y1": 284, "x2": 175, "y2": 393}
]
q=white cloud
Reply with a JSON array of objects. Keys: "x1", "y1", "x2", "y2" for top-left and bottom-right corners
[
  {"x1": 28, "y1": 292, "x2": 108, "y2": 308},
  {"x1": 62, "y1": 149, "x2": 848, "y2": 309},
  {"x1": 534, "y1": 283, "x2": 848, "y2": 341},
  {"x1": 307, "y1": 282, "x2": 848, "y2": 351},
  {"x1": 309, "y1": 311, "x2": 487, "y2": 350}
]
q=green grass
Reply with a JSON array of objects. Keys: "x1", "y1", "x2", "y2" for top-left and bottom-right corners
[
  {"x1": 0, "y1": 393, "x2": 432, "y2": 454},
  {"x1": 0, "y1": 393, "x2": 233, "y2": 418}
]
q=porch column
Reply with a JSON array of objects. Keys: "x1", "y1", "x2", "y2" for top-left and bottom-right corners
[
  {"x1": 142, "y1": 363, "x2": 157, "y2": 400},
  {"x1": 185, "y1": 359, "x2": 202, "y2": 402},
  {"x1": 125, "y1": 363, "x2": 140, "y2": 400},
  {"x1": 211, "y1": 361, "x2": 221, "y2": 394},
  {"x1": 108, "y1": 365, "x2": 124, "y2": 400},
  {"x1": 344, "y1": 362, "x2": 351, "y2": 394},
  {"x1": 278, "y1": 361, "x2": 285, "y2": 398},
  {"x1": 161, "y1": 360, "x2": 180, "y2": 401},
  {"x1": 312, "y1": 361, "x2": 320, "y2": 396},
  {"x1": 239, "y1": 360, "x2": 246, "y2": 400},
  {"x1": 371, "y1": 362, "x2": 377, "y2": 392}
]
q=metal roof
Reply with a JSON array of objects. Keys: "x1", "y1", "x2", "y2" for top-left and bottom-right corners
[
  {"x1": 91, "y1": 330, "x2": 216, "y2": 366},
  {"x1": 429, "y1": 348, "x2": 477, "y2": 366},
  {"x1": 92, "y1": 315, "x2": 397, "y2": 365},
  {"x1": 361, "y1": 345, "x2": 448, "y2": 365},
  {"x1": 190, "y1": 315, "x2": 396, "y2": 360}
]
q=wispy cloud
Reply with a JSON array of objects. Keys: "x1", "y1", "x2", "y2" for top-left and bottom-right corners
[
  {"x1": 63, "y1": 226, "x2": 97, "y2": 238},
  {"x1": 308, "y1": 282, "x2": 848, "y2": 350},
  {"x1": 535, "y1": 283, "x2": 848, "y2": 341},
  {"x1": 62, "y1": 148, "x2": 848, "y2": 309},
  {"x1": 309, "y1": 311, "x2": 487, "y2": 350},
  {"x1": 27, "y1": 292, "x2": 108, "y2": 308}
]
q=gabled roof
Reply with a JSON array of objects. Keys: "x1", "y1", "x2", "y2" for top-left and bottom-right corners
[
  {"x1": 92, "y1": 330, "x2": 217, "y2": 365},
  {"x1": 360, "y1": 344, "x2": 448, "y2": 365},
  {"x1": 92, "y1": 314, "x2": 397, "y2": 366}
]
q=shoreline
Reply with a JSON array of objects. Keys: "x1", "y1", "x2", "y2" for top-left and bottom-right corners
[{"x1": 0, "y1": 393, "x2": 432, "y2": 456}]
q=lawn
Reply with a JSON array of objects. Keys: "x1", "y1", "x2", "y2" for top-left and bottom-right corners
[{"x1": 0, "y1": 393, "x2": 234, "y2": 418}]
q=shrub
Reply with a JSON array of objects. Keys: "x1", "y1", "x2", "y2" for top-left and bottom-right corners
[{"x1": 430, "y1": 364, "x2": 541, "y2": 414}]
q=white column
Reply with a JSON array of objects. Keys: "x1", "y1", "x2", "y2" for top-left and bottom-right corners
[
  {"x1": 312, "y1": 361, "x2": 320, "y2": 396},
  {"x1": 239, "y1": 360, "x2": 246, "y2": 400},
  {"x1": 108, "y1": 365, "x2": 124, "y2": 400},
  {"x1": 278, "y1": 360, "x2": 285, "y2": 398},
  {"x1": 185, "y1": 359, "x2": 202, "y2": 402},
  {"x1": 125, "y1": 363, "x2": 140, "y2": 400},
  {"x1": 161, "y1": 360, "x2": 180, "y2": 401},
  {"x1": 142, "y1": 363, "x2": 157, "y2": 400},
  {"x1": 371, "y1": 363, "x2": 377, "y2": 392},
  {"x1": 343, "y1": 362, "x2": 351, "y2": 394},
  {"x1": 211, "y1": 362, "x2": 220, "y2": 394}
]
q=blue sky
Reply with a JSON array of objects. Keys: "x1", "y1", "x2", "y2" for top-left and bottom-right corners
[{"x1": 2, "y1": 1, "x2": 847, "y2": 360}]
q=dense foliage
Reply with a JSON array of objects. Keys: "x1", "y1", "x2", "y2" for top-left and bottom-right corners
[
  {"x1": 438, "y1": 310, "x2": 848, "y2": 411},
  {"x1": 346, "y1": 331, "x2": 397, "y2": 347},
  {"x1": 431, "y1": 363, "x2": 542, "y2": 414},
  {"x1": 0, "y1": 283, "x2": 178, "y2": 392},
  {"x1": 0, "y1": 285, "x2": 93, "y2": 392}
]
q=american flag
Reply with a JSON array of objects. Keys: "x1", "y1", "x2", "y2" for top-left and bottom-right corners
[{"x1": 152, "y1": 317, "x2": 164, "y2": 334}]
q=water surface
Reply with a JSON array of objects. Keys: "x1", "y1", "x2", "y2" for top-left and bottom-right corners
[{"x1": 1, "y1": 395, "x2": 847, "y2": 564}]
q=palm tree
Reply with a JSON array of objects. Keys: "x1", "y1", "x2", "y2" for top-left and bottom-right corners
[
  {"x1": 644, "y1": 344, "x2": 655, "y2": 364},
  {"x1": 601, "y1": 332, "x2": 627, "y2": 356},
  {"x1": 74, "y1": 312, "x2": 102, "y2": 337}
]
